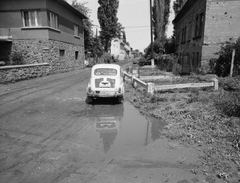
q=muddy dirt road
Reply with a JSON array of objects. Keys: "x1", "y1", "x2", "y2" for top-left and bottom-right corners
[{"x1": 0, "y1": 63, "x2": 225, "y2": 183}]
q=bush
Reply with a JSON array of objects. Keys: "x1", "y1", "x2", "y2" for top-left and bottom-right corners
[
  {"x1": 155, "y1": 54, "x2": 174, "y2": 72},
  {"x1": 218, "y1": 76, "x2": 240, "y2": 91},
  {"x1": 100, "y1": 52, "x2": 112, "y2": 63},
  {"x1": 213, "y1": 37, "x2": 240, "y2": 77},
  {"x1": 215, "y1": 91, "x2": 240, "y2": 117},
  {"x1": 138, "y1": 57, "x2": 150, "y2": 66},
  {"x1": 10, "y1": 51, "x2": 24, "y2": 65}
]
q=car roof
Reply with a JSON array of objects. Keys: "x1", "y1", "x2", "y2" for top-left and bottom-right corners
[{"x1": 92, "y1": 64, "x2": 120, "y2": 70}]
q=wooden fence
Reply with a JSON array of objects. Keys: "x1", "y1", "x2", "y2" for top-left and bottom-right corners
[{"x1": 123, "y1": 71, "x2": 219, "y2": 95}]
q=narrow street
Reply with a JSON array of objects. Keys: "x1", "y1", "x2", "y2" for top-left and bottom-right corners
[{"x1": 0, "y1": 64, "x2": 223, "y2": 183}]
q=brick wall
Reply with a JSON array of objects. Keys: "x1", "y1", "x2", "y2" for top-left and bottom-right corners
[{"x1": 203, "y1": 0, "x2": 240, "y2": 61}]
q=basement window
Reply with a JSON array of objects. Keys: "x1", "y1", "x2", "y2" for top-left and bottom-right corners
[
  {"x1": 75, "y1": 51, "x2": 79, "y2": 60},
  {"x1": 59, "y1": 49, "x2": 65, "y2": 58}
]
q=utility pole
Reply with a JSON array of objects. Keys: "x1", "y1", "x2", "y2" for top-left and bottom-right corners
[
  {"x1": 150, "y1": 0, "x2": 154, "y2": 67},
  {"x1": 96, "y1": 28, "x2": 98, "y2": 63}
]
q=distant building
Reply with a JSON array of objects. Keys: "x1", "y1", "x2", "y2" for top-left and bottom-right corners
[
  {"x1": 0, "y1": 0, "x2": 87, "y2": 72},
  {"x1": 110, "y1": 38, "x2": 132, "y2": 60},
  {"x1": 173, "y1": 0, "x2": 240, "y2": 74}
]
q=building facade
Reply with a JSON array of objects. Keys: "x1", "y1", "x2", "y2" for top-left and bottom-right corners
[
  {"x1": 110, "y1": 38, "x2": 132, "y2": 61},
  {"x1": 0, "y1": 0, "x2": 87, "y2": 72},
  {"x1": 173, "y1": 0, "x2": 240, "y2": 74}
]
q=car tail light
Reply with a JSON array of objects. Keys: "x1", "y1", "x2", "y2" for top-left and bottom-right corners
[{"x1": 118, "y1": 87, "x2": 121, "y2": 93}]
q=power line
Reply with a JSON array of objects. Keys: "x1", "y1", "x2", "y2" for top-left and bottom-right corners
[
  {"x1": 124, "y1": 25, "x2": 150, "y2": 28},
  {"x1": 127, "y1": 29, "x2": 150, "y2": 33},
  {"x1": 120, "y1": 0, "x2": 148, "y2": 4}
]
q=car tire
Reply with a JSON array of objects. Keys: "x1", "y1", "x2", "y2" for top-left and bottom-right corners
[
  {"x1": 86, "y1": 96, "x2": 93, "y2": 104},
  {"x1": 117, "y1": 96, "x2": 124, "y2": 104}
]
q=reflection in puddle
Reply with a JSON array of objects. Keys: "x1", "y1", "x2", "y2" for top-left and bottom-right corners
[{"x1": 80, "y1": 101, "x2": 165, "y2": 156}]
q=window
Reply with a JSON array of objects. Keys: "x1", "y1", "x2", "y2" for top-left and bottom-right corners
[
  {"x1": 194, "y1": 12, "x2": 204, "y2": 38},
  {"x1": 94, "y1": 68, "x2": 117, "y2": 76},
  {"x1": 187, "y1": 22, "x2": 192, "y2": 41},
  {"x1": 22, "y1": 10, "x2": 41, "y2": 27},
  {"x1": 59, "y1": 50, "x2": 65, "y2": 58},
  {"x1": 195, "y1": 15, "x2": 199, "y2": 37},
  {"x1": 181, "y1": 26, "x2": 187, "y2": 43},
  {"x1": 74, "y1": 24, "x2": 79, "y2": 36},
  {"x1": 49, "y1": 12, "x2": 58, "y2": 29},
  {"x1": 199, "y1": 12, "x2": 204, "y2": 36},
  {"x1": 75, "y1": 51, "x2": 79, "y2": 60},
  {"x1": 196, "y1": 52, "x2": 199, "y2": 67}
]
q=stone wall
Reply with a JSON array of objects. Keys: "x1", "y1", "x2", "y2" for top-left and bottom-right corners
[
  {"x1": 12, "y1": 39, "x2": 85, "y2": 72},
  {"x1": 0, "y1": 63, "x2": 50, "y2": 84},
  {"x1": 0, "y1": 39, "x2": 85, "y2": 83}
]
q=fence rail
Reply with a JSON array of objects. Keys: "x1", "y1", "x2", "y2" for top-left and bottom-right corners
[{"x1": 123, "y1": 71, "x2": 218, "y2": 94}]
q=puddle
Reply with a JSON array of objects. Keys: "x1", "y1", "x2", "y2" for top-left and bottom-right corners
[{"x1": 78, "y1": 101, "x2": 165, "y2": 156}]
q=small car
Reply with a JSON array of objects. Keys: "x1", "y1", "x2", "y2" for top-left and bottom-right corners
[{"x1": 86, "y1": 64, "x2": 125, "y2": 103}]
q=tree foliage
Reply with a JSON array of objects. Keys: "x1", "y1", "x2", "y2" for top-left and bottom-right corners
[
  {"x1": 71, "y1": 1, "x2": 93, "y2": 52},
  {"x1": 97, "y1": 0, "x2": 122, "y2": 52},
  {"x1": 153, "y1": 0, "x2": 171, "y2": 42},
  {"x1": 164, "y1": 36, "x2": 175, "y2": 54},
  {"x1": 122, "y1": 30, "x2": 127, "y2": 43},
  {"x1": 173, "y1": 0, "x2": 185, "y2": 15},
  {"x1": 212, "y1": 38, "x2": 240, "y2": 77},
  {"x1": 147, "y1": 0, "x2": 170, "y2": 59},
  {"x1": 71, "y1": 0, "x2": 103, "y2": 57}
]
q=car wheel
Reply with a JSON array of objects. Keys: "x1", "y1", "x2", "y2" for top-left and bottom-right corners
[
  {"x1": 86, "y1": 96, "x2": 93, "y2": 104},
  {"x1": 117, "y1": 96, "x2": 124, "y2": 104}
]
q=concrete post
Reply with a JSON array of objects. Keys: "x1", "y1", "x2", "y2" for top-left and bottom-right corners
[
  {"x1": 151, "y1": 59, "x2": 155, "y2": 68},
  {"x1": 132, "y1": 80, "x2": 138, "y2": 88},
  {"x1": 212, "y1": 78, "x2": 218, "y2": 90},
  {"x1": 131, "y1": 75, "x2": 134, "y2": 85},
  {"x1": 147, "y1": 82, "x2": 155, "y2": 95}
]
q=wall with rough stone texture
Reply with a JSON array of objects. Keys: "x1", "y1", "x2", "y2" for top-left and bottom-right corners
[
  {"x1": 0, "y1": 39, "x2": 85, "y2": 83},
  {"x1": 0, "y1": 64, "x2": 51, "y2": 84},
  {"x1": 12, "y1": 39, "x2": 84, "y2": 73}
]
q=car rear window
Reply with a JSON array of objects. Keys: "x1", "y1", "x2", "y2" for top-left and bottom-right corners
[{"x1": 94, "y1": 68, "x2": 117, "y2": 76}]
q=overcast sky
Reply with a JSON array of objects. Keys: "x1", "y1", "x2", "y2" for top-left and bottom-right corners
[{"x1": 67, "y1": 0, "x2": 175, "y2": 52}]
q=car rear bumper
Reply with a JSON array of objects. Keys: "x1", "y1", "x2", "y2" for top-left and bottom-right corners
[{"x1": 87, "y1": 90, "x2": 123, "y2": 98}]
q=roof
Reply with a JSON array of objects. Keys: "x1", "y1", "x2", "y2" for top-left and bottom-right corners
[
  {"x1": 172, "y1": 0, "x2": 196, "y2": 24},
  {"x1": 92, "y1": 64, "x2": 121, "y2": 69},
  {"x1": 56, "y1": 0, "x2": 88, "y2": 19}
]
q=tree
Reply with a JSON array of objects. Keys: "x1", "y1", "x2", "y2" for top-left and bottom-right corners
[
  {"x1": 97, "y1": 0, "x2": 122, "y2": 52},
  {"x1": 153, "y1": 0, "x2": 171, "y2": 42},
  {"x1": 164, "y1": 36, "x2": 175, "y2": 54},
  {"x1": 71, "y1": 0, "x2": 103, "y2": 57},
  {"x1": 71, "y1": 1, "x2": 94, "y2": 53},
  {"x1": 122, "y1": 30, "x2": 127, "y2": 43},
  {"x1": 213, "y1": 38, "x2": 240, "y2": 77},
  {"x1": 173, "y1": 0, "x2": 185, "y2": 16},
  {"x1": 147, "y1": 0, "x2": 170, "y2": 59}
]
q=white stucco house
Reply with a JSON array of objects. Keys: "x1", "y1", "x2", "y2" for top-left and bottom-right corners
[{"x1": 110, "y1": 38, "x2": 132, "y2": 60}]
